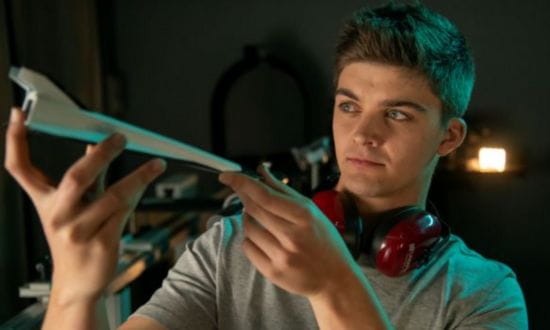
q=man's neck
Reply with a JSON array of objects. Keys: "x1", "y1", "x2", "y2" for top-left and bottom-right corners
[{"x1": 350, "y1": 178, "x2": 432, "y2": 220}]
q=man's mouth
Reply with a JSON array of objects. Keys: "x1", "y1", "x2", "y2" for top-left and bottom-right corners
[{"x1": 346, "y1": 156, "x2": 385, "y2": 167}]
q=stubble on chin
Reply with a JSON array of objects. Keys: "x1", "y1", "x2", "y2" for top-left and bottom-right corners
[{"x1": 337, "y1": 171, "x2": 388, "y2": 198}]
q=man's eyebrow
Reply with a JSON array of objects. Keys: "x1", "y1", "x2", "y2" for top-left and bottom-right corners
[
  {"x1": 335, "y1": 88, "x2": 431, "y2": 113},
  {"x1": 334, "y1": 88, "x2": 360, "y2": 101},
  {"x1": 381, "y1": 100, "x2": 428, "y2": 113}
]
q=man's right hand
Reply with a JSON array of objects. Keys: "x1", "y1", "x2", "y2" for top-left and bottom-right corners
[{"x1": 4, "y1": 107, "x2": 166, "y2": 328}]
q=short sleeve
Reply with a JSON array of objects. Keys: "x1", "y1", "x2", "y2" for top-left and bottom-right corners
[
  {"x1": 129, "y1": 221, "x2": 224, "y2": 330},
  {"x1": 456, "y1": 273, "x2": 528, "y2": 329}
]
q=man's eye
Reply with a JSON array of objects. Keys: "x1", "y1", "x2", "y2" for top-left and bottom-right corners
[
  {"x1": 386, "y1": 109, "x2": 409, "y2": 121},
  {"x1": 338, "y1": 102, "x2": 357, "y2": 113}
]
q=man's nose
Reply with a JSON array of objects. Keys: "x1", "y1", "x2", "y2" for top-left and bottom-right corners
[{"x1": 352, "y1": 113, "x2": 385, "y2": 147}]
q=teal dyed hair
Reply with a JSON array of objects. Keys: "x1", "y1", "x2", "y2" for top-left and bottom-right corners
[{"x1": 335, "y1": 2, "x2": 475, "y2": 120}]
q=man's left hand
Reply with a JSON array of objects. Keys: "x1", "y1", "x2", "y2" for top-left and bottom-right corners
[{"x1": 218, "y1": 164, "x2": 358, "y2": 299}]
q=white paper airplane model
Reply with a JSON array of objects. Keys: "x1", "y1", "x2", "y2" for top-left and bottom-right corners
[{"x1": 9, "y1": 67, "x2": 242, "y2": 173}]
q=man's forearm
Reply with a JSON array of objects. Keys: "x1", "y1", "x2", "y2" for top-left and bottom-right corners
[{"x1": 308, "y1": 267, "x2": 394, "y2": 330}]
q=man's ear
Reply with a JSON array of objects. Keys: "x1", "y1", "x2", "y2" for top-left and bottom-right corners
[{"x1": 437, "y1": 117, "x2": 467, "y2": 157}]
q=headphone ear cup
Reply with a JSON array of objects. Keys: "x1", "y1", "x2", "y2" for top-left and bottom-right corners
[
  {"x1": 369, "y1": 207, "x2": 446, "y2": 277},
  {"x1": 312, "y1": 190, "x2": 363, "y2": 260},
  {"x1": 368, "y1": 211, "x2": 405, "y2": 268},
  {"x1": 312, "y1": 190, "x2": 345, "y2": 232}
]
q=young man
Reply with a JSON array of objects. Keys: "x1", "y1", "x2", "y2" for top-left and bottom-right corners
[{"x1": 4, "y1": 2, "x2": 527, "y2": 329}]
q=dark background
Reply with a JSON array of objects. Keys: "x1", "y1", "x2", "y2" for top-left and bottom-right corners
[{"x1": 1, "y1": 0, "x2": 548, "y2": 328}]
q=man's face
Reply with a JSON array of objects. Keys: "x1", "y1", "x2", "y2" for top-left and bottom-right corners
[{"x1": 333, "y1": 61, "x2": 447, "y2": 201}]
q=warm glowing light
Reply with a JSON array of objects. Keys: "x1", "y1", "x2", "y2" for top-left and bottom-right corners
[{"x1": 478, "y1": 147, "x2": 506, "y2": 172}]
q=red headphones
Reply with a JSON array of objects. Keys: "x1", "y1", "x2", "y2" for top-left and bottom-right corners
[{"x1": 312, "y1": 188, "x2": 448, "y2": 277}]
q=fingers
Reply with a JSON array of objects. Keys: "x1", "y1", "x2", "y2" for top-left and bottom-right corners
[
  {"x1": 56, "y1": 133, "x2": 127, "y2": 211},
  {"x1": 243, "y1": 212, "x2": 281, "y2": 256},
  {"x1": 4, "y1": 108, "x2": 53, "y2": 199},
  {"x1": 73, "y1": 157, "x2": 166, "y2": 240},
  {"x1": 85, "y1": 144, "x2": 107, "y2": 197},
  {"x1": 219, "y1": 172, "x2": 308, "y2": 224},
  {"x1": 241, "y1": 234, "x2": 272, "y2": 277},
  {"x1": 256, "y1": 163, "x2": 298, "y2": 197},
  {"x1": 97, "y1": 206, "x2": 133, "y2": 244},
  {"x1": 239, "y1": 193, "x2": 295, "y2": 244}
]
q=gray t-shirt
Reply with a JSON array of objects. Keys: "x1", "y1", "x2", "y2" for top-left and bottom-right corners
[{"x1": 132, "y1": 215, "x2": 528, "y2": 329}]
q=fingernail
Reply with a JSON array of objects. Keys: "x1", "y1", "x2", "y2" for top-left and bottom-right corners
[
  {"x1": 10, "y1": 107, "x2": 21, "y2": 123},
  {"x1": 151, "y1": 159, "x2": 167, "y2": 173},
  {"x1": 218, "y1": 173, "x2": 232, "y2": 185}
]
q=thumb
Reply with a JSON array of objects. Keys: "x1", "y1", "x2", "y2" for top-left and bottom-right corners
[{"x1": 256, "y1": 163, "x2": 298, "y2": 197}]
